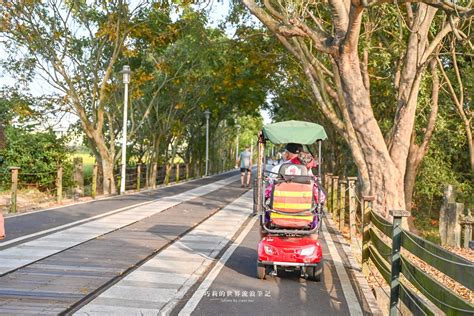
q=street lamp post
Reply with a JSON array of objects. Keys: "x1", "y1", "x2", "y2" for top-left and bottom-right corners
[
  {"x1": 235, "y1": 124, "x2": 241, "y2": 167},
  {"x1": 204, "y1": 109, "x2": 211, "y2": 176},
  {"x1": 120, "y1": 65, "x2": 131, "y2": 195}
]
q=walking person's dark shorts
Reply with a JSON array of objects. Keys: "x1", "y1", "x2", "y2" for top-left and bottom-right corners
[{"x1": 240, "y1": 168, "x2": 250, "y2": 173}]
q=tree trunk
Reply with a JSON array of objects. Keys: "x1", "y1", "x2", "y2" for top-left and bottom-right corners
[
  {"x1": 86, "y1": 130, "x2": 115, "y2": 194},
  {"x1": 404, "y1": 60, "x2": 440, "y2": 214},
  {"x1": 0, "y1": 123, "x2": 5, "y2": 150},
  {"x1": 98, "y1": 150, "x2": 115, "y2": 194},
  {"x1": 337, "y1": 53, "x2": 405, "y2": 216},
  {"x1": 404, "y1": 141, "x2": 420, "y2": 212}
]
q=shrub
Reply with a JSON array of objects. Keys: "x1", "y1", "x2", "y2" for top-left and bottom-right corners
[{"x1": 0, "y1": 127, "x2": 73, "y2": 191}]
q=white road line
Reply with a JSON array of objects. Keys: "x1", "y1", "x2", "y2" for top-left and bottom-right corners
[
  {"x1": 177, "y1": 216, "x2": 258, "y2": 316},
  {"x1": 321, "y1": 220, "x2": 363, "y2": 316},
  {"x1": 0, "y1": 176, "x2": 240, "y2": 275},
  {"x1": 326, "y1": 217, "x2": 383, "y2": 315},
  {"x1": 75, "y1": 191, "x2": 253, "y2": 316}
]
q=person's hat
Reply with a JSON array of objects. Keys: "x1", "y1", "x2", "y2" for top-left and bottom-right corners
[{"x1": 285, "y1": 143, "x2": 303, "y2": 154}]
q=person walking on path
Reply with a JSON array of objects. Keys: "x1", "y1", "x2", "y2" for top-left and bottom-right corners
[{"x1": 237, "y1": 146, "x2": 252, "y2": 188}]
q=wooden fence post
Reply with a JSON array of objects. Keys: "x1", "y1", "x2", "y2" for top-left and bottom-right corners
[
  {"x1": 136, "y1": 163, "x2": 141, "y2": 192},
  {"x1": 388, "y1": 210, "x2": 410, "y2": 316},
  {"x1": 108, "y1": 178, "x2": 112, "y2": 195},
  {"x1": 361, "y1": 195, "x2": 375, "y2": 272},
  {"x1": 325, "y1": 173, "x2": 333, "y2": 212},
  {"x1": 348, "y1": 177, "x2": 358, "y2": 241},
  {"x1": 339, "y1": 180, "x2": 347, "y2": 231},
  {"x1": 331, "y1": 176, "x2": 339, "y2": 216},
  {"x1": 56, "y1": 165, "x2": 63, "y2": 203},
  {"x1": 324, "y1": 173, "x2": 332, "y2": 190},
  {"x1": 9, "y1": 167, "x2": 20, "y2": 213},
  {"x1": 91, "y1": 163, "x2": 97, "y2": 199},
  {"x1": 185, "y1": 163, "x2": 190, "y2": 180}
]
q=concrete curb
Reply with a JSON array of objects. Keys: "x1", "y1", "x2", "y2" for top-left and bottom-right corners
[{"x1": 326, "y1": 216, "x2": 383, "y2": 315}]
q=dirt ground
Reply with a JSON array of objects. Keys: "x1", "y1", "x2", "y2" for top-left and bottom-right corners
[
  {"x1": 0, "y1": 190, "x2": 94, "y2": 215},
  {"x1": 336, "y1": 219, "x2": 474, "y2": 305}
]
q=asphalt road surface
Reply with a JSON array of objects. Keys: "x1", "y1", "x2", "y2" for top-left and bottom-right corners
[{"x1": 0, "y1": 170, "x2": 373, "y2": 315}]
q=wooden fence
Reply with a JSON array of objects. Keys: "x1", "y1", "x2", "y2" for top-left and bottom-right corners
[
  {"x1": 325, "y1": 174, "x2": 474, "y2": 315},
  {"x1": 5, "y1": 158, "x2": 235, "y2": 214}
]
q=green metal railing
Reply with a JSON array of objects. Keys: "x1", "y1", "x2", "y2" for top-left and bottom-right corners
[{"x1": 325, "y1": 174, "x2": 474, "y2": 315}]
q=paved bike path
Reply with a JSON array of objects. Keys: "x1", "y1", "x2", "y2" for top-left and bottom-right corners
[{"x1": 0, "y1": 177, "x2": 246, "y2": 314}]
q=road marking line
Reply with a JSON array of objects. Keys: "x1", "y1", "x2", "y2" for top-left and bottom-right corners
[
  {"x1": 326, "y1": 216, "x2": 383, "y2": 315},
  {"x1": 177, "y1": 216, "x2": 258, "y2": 316},
  {"x1": 321, "y1": 220, "x2": 363, "y2": 316},
  {"x1": 75, "y1": 191, "x2": 253, "y2": 316}
]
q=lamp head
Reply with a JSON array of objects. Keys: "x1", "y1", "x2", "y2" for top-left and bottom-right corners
[
  {"x1": 121, "y1": 65, "x2": 131, "y2": 84},
  {"x1": 204, "y1": 109, "x2": 211, "y2": 120}
]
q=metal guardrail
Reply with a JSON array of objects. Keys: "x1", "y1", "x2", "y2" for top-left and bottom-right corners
[
  {"x1": 325, "y1": 174, "x2": 474, "y2": 315},
  {"x1": 368, "y1": 210, "x2": 474, "y2": 315}
]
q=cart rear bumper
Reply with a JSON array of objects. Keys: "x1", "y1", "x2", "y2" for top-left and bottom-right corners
[{"x1": 258, "y1": 260, "x2": 320, "y2": 268}]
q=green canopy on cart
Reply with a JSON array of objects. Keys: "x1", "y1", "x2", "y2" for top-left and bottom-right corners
[{"x1": 262, "y1": 120, "x2": 328, "y2": 144}]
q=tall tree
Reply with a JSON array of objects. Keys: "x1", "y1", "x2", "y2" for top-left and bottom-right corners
[
  {"x1": 0, "y1": 0, "x2": 145, "y2": 193},
  {"x1": 241, "y1": 0, "x2": 473, "y2": 222}
]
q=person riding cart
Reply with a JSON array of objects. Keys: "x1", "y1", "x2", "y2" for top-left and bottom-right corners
[{"x1": 254, "y1": 120, "x2": 327, "y2": 281}]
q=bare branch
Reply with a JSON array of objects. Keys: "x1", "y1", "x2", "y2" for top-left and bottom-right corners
[
  {"x1": 421, "y1": 16, "x2": 458, "y2": 64},
  {"x1": 342, "y1": 5, "x2": 364, "y2": 54},
  {"x1": 365, "y1": 0, "x2": 474, "y2": 17},
  {"x1": 419, "y1": 59, "x2": 439, "y2": 153},
  {"x1": 242, "y1": 0, "x2": 332, "y2": 53},
  {"x1": 329, "y1": 0, "x2": 350, "y2": 39},
  {"x1": 263, "y1": 0, "x2": 285, "y2": 21}
]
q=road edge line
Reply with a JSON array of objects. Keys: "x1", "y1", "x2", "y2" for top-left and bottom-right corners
[
  {"x1": 176, "y1": 215, "x2": 258, "y2": 316},
  {"x1": 325, "y1": 216, "x2": 383, "y2": 315},
  {"x1": 321, "y1": 218, "x2": 364, "y2": 316}
]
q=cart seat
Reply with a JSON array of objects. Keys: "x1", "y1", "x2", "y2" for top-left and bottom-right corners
[{"x1": 269, "y1": 164, "x2": 315, "y2": 228}]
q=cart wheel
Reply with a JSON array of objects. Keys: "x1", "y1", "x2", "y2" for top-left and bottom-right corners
[
  {"x1": 305, "y1": 266, "x2": 322, "y2": 282},
  {"x1": 257, "y1": 265, "x2": 266, "y2": 280}
]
